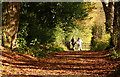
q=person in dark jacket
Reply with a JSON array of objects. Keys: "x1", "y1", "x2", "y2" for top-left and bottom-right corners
[{"x1": 70, "y1": 37, "x2": 76, "y2": 50}]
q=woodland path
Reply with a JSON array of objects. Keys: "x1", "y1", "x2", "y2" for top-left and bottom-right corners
[{"x1": 1, "y1": 49, "x2": 120, "y2": 77}]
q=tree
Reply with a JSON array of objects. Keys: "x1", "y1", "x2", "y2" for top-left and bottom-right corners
[
  {"x1": 0, "y1": 2, "x2": 2, "y2": 47},
  {"x1": 102, "y1": 1, "x2": 120, "y2": 51},
  {"x1": 101, "y1": 1, "x2": 116, "y2": 48},
  {"x1": 117, "y1": 2, "x2": 120, "y2": 51},
  {"x1": 19, "y1": 2, "x2": 90, "y2": 47},
  {"x1": 113, "y1": 1, "x2": 120, "y2": 51},
  {"x1": 102, "y1": 2, "x2": 114, "y2": 33},
  {"x1": 2, "y1": 2, "x2": 21, "y2": 49}
]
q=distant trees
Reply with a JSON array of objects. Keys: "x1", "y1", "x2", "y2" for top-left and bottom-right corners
[
  {"x1": 2, "y1": 2, "x2": 92, "y2": 51},
  {"x1": 18, "y1": 2, "x2": 90, "y2": 48},
  {"x1": 4, "y1": 2, "x2": 119, "y2": 52},
  {"x1": 90, "y1": 2, "x2": 108, "y2": 51}
]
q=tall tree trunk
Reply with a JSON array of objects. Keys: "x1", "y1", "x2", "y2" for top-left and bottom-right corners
[
  {"x1": 0, "y1": 27, "x2": 2, "y2": 47},
  {"x1": 116, "y1": 2, "x2": 120, "y2": 51},
  {"x1": 113, "y1": 2, "x2": 118, "y2": 47},
  {"x1": 0, "y1": 3, "x2": 2, "y2": 47},
  {"x1": 113, "y1": 1, "x2": 120, "y2": 51},
  {"x1": 101, "y1": 1, "x2": 114, "y2": 47},
  {"x1": 102, "y1": 2, "x2": 114, "y2": 33},
  {"x1": 2, "y1": 2, "x2": 20, "y2": 49}
]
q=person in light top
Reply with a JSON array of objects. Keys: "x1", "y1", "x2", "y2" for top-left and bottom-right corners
[{"x1": 76, "y1": 38, "x2": 82, "y2": 51}]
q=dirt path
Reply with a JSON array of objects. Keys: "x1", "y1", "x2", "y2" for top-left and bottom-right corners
[{"x1": 1, "y1": 50, "x2": 120, "y2": 77}]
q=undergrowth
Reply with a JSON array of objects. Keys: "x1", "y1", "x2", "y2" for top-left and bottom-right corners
[
  {"x1": 13, "y1": 38, "x2": 64, "y2": 58},
  {"x1": 109, "y1": 47, "x2": 120, "y2": 59},
  {"x1": 13, "y1": 44, "x2": 64, "y2": 58}
]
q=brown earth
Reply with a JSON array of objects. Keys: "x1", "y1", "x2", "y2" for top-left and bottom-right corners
[{"x1": 1, "y1": 49, "x2": 120, "y2": 77}]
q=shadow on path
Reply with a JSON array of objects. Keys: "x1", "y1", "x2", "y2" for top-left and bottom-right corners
[{"x1": 2, "y1": 50, "x2": 120, "y2": 76}]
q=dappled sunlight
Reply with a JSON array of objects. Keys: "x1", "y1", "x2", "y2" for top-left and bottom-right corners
[
  {"x1": 1, "y1": 2, "x2": 120, "y2": 77},
  {"x1": 2, "y1": 50, "x2": 120, "y2": 76}
]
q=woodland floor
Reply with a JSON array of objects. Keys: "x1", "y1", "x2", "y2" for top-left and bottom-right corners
[{"x1": 1, "y1": 49, "x2": 120, "y2": 77}]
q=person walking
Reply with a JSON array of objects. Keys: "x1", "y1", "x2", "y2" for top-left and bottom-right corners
[
  {"x1": 70, "y1": 37, "x2": 76, "y2": 50},
  {"x1": 77, "y1": 38, "x2": 82, "y2": 51}
]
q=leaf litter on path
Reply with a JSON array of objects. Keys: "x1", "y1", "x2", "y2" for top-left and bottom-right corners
[{"x1": 1, "y1": 50, "x2": 120, "y2": 76}]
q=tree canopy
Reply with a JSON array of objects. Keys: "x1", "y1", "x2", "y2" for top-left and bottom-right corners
[{"x1": 19, "y1": 2, "x2": 91, "y2": 47}]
